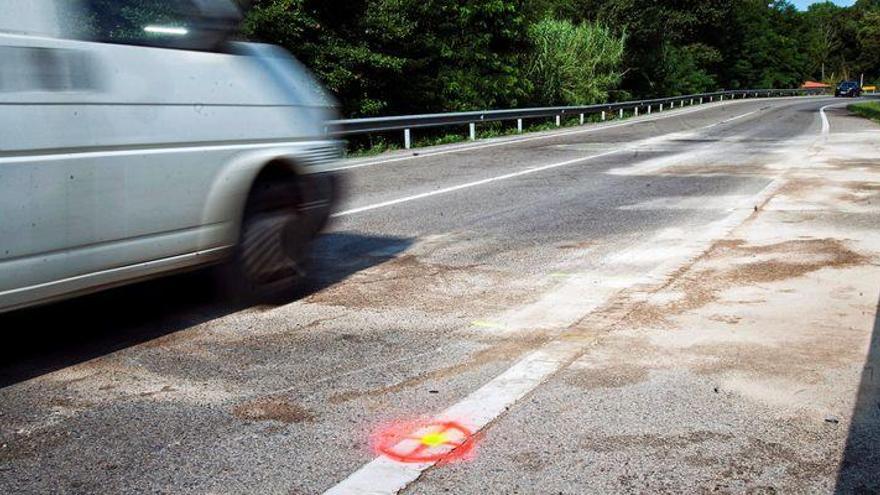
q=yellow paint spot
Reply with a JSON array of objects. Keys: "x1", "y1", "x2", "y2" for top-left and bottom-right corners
[{"x1": 420, "y1": 431, "x2": 448, "y2": 447}]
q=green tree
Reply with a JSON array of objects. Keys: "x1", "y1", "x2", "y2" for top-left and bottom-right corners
[
  {"x1": 236, "y1": 0, "x2": 872, "y2": 117},
  {"x1": 804, "y1": 2, "x2": 844, "y2": 81},
  {"x1": 662, "y1": 43, "x2": 722, "y2": 95},
  {"x1": 718, "y1": 1, "x2": 809, "y2": 89},
  {"x1": 857, "y1": 8, "x2": 880, "y2": 80},
  {"x1": 243, "y1": 0, "x2": 411, "y2": 116},
  {"x1": 244, "y1": 0, "x2": 536, "y2": 116}
]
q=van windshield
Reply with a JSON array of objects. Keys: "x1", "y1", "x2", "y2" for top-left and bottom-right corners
[{"x1": 80, "y1": 0, "x2": 238, "y2": 50}]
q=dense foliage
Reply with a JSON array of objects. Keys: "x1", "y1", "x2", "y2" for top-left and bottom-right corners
[{"x1": 240, "y1": 0, "x2": 880, "y2": 117}]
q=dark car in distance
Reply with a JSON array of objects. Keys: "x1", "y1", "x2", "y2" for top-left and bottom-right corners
[{"x1": 836, "y1": 81, "x2": 862, "y2": 97}]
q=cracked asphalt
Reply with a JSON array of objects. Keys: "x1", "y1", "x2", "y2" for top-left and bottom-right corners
[{"x1": 1, "y1": 96, "x2": 879, "y2": 494}]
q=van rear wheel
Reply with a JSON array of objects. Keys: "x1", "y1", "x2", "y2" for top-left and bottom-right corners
[{"x1": 219, "y1": 176, "x2": 310, "y2": 303}]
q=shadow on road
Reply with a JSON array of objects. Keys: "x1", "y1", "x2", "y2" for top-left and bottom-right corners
[
  {"x1": 0, "y1": 231, "x2": 411, "y2": 388},
  {"x1": 835, "y1": 292, "x2": 880, "y2": 493}
]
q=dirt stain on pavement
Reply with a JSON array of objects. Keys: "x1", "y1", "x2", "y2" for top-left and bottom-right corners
[
  {"x1": 621, "y1": 238, "x2": 868, "y2": 328},
  {"x1": 557, "y1": 241, "x2": 596, "y2": 250},
  {"x1": 0, "y1": 427, "x2": 70, "y2": 463},
  {"x1": 566, "y1": 365, "x2": 649, "y2": 390},
  {"x1": 658, "y1": 163, "x2": 773, "y2": 177},
  {"x1": 305, "y1": 254, "x2": 535, "y2": 314},
  {"x1": 232, "y1": 396, "x2": 316, "y2": 424},
  {"x1": 329, "y1": 337, "x2": 546, "y2": 404},
  {"x1": 509, "y1": 451, "x2": 550, "y2": 472},
  {"x1": 584, "y1": 431, "x2": 735, "y2": 453}
]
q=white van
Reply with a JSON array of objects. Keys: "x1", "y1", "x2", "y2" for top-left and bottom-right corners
[{"x1": 0, "y1": 0, "x2": 342, "y2": 312}]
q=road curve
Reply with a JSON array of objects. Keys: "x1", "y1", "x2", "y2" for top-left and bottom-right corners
[{"x1": 1, "y1": 96, "x2": 879, "y2": 495}]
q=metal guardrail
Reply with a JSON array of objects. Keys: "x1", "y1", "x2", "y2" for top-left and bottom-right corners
[{"x1": 328, "y1": 88, "x2": 825, "y2": 149}]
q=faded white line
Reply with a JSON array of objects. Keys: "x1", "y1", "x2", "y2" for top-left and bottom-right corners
[
  {"x1": 331, "y1": 107, "x2": 763, "y2": 218},
  {"x1": 707, "y1": 108, "x2": 760, "y2": 127},
  {"x1": 322, "y1": 178, "x2": 787, "y2": 495},
  {"x1": 819, "y1": 102, "x2": 849, "y2": 136},
  {"x1": 820, "y1": 104, "x2": 832, "y2": 135},
  {"x1": 329, "y1": 97, "x2": 779, "y2": 172}
]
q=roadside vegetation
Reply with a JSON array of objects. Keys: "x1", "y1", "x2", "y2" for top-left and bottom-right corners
[
  {"x1": 849, "y1": 101, "x2": 880, "y2": 124},
  {"x1": 240, "y1": 0, "x2": 880, "y2": 118},
  {"x1": 234, "y1": 0, "x2": 880, "y2": 153}
]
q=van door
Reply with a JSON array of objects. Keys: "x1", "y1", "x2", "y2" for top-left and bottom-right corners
[{"x1": 0, "y1": 0, "x2": 245, "y2": 305}]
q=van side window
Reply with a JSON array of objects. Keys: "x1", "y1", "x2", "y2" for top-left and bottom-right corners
[
  {"x1": 82, "y1": 0, "x2": 207, "y2": 49},
  {"x1": 0, "y1": 46, "x2": 98, "y2": 93}
]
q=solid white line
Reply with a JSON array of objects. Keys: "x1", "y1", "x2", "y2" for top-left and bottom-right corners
[
  {"x1": 331, "y1": 107, "x2": 763, "y2": 218},
  {"x1": 820, "y1": 104, "x2": 832, "y2": 135},
  {"x1": 330, "y1": 149, "x2": 622, "y2": 218},
  {"x1": 707, "y1": 109, "x2": 760, "y2": 127},
  {"x1": 329, "y1": 97, "x2": 764, "y2": 172},
  {"x1": 819, "y1": 101, "x2": 849, "y2": 136},
  {"x1": 322, "y1": 178, "x2": 787, "y2": 495}
]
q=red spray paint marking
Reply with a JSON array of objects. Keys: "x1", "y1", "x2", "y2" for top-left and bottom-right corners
[{"x1": 370, "y1": 420, "x2": 476, "y2": 464}]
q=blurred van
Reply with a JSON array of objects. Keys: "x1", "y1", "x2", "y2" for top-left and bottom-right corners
[{"x1": 0, "y1": 0, "x2": 342, "y2": 312}]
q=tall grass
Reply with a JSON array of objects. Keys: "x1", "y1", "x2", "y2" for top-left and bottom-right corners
[
  {"x1": 525, "y1": 18, "x2": 626, "y2": 106},
  {"x1": 849, "y1": 101, "x2": 880, "y2": 124}
]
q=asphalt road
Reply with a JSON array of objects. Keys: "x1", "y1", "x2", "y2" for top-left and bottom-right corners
[{"x1": 1, "y1": 96, "x2": 879, "y2": 494}]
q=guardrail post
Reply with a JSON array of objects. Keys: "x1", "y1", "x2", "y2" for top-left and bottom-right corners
[
  {"x1": 648, "y1": 105, "x2": 652, "y2": 114},
  {"x1": 601, "y1": 111, "x2": 606, "y2": 121},
  {"x1": 469, "y1": 122, "x2": 476, "y2": 141},
  {"x1": 720, "y1": 95, "x2": 724, "y2": 101},
  {"x1": 517, "y1": 118, "x2": 523, "y2": 133},
  {"x1": 699, "y1": 97, "x2": 703, "y2": 104},
  {"x1": 660, "y1": 103, "x2": 664, "y2": 111},
  {"x1": 580, "y1": 113, "x2": 585, "y2": 125},
  {"x1": 404, "y1": 128, "x2": 411, "y2": 149},
  {"x1": 690, "y1": 98, "x2": 694, "y2": 105},
  {"x1": 619, "y1": 108, "x2": 624, "y2": 119},
  {"x1": 634, "y1": 106, "x2": 639, "y2": 117},
  {"x1": 556, "y1": 115, "x2": 561, "y2": 127}
]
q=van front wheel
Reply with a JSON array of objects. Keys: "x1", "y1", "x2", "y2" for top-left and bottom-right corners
[{"x1": 219, "y1": 176, "x2": 310, "y2": 303}]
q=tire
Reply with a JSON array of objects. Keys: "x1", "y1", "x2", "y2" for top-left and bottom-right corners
[{"x1": 218, "y1": 175, "x2": 311, "y2": 304}]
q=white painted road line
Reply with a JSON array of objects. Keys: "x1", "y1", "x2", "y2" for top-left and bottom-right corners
[
  {"x1": 331, "y1": 148, "x2": 622, "y2": 218},
  {"x1": 821, "y1": 104, "x2": 832, "y2": 135},
  {"x1": 331, "y1": 107, "x2": 763, "y2": 218},
  {"x1": 707, "y1": 109, "x2": 760, "y2": 127},
  {"x1": 819, "y1": 102, "x2": 849, "y2": 136}
]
